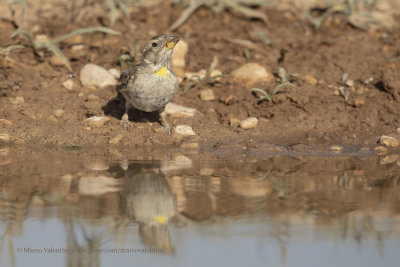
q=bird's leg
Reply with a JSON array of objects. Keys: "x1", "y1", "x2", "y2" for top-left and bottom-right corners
[
  {"x1": 159, "y1": 108, "x2": 171, "y2": 135},
  {"x1": 119, "y1": 101, "x2": 134, "y2": 130}
]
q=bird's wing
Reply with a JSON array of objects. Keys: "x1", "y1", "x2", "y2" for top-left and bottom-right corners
[{"x1": 116, "y1": 66, "x2": 138, "y2": 93}]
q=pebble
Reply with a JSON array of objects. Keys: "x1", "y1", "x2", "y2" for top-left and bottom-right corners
[
  {"x1": 171, "y1": 39, "x2": 188, "y2": 69},
  {"x1": 62, "y1": 79, "x2": 77, "y2": 91},
  {"x1": 108, "y1": 68, "x2": 121, "y2": 79},
  {"x1": 164, "y1": 103, "x2": 197, "y2": 117},
  {"x1": 353, "y1": 98, "x2": 365, "y2": 107},
  {"x1": 50, "y1": 55, "x2": 65, "y2": 66},
  {"x1": 109, "y1": 134, "x2": 124, "y2": 145},
  {"x1": 396, "y1": 127, "x2": 400, "y2": 135},
  {"x1": 304, "y1": 74, "x2": 318, "y2": 85},
  {"x1": 240, "y1": 117, "x2": 258, "y2": 129},
  {"x1": 80, "y1": 64, "x2": 117, "y2": 88},
  {"x1": 174, "y1": 125, "x2": 196, "y2": 136},
  {"x1": 9, "y1": 96, "x2": 24, "y2": 105},
  {"x1": 15, "y1": 138, "x2": 25, "y2": 144},
  {"x1": 230, "y1": 117, "x2": 241, "y2": 127},
  {"x1": 34, "y1": 34, "x2": 50, "y2": 44},
  {"x1": 200, "y1": 89, "x2": 215, "y2": 101},
  {"x1": 230, "y1": 63, "x2": 273, "y2": 89},
  {"x1": 380, "y1": 154, "x2": 398, "y2": 165},
  {"x1": 69, "y1": 44, "x2": 85, "y2": 53},
  {"x1": 375, "y1": 146, "x2": 388, "y2": 155},
  {"x1": 83, "y1": 116, "x2": 110, "y2": 127},
  {"x1": 0, "y1": 133, "x2": 10, "y2": 143},
  {"x1": 379, "y1": 135, "x2": 399, "y2": 147},
  {"x1": 0, "y1": 119, "x2": 13, "y2": 126},
  {"x1": 53, "y1": 109, "x2": 65, "y2": 118}
]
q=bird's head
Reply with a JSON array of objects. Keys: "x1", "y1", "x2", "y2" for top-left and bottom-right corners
[{"x1": 140, "y1": 34, "x2": 180, "y2": 66}]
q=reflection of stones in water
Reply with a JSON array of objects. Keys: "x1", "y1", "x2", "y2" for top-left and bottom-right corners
[{"x1": 123, "y1": 165, "x2": 176, "y2": 252}]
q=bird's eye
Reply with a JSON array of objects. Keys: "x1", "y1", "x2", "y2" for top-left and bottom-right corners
[{"x1": 152, "y1": 42, "x2": 158, "y2": 47}]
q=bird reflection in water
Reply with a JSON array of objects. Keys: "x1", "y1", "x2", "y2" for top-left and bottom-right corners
[{"x1": 121, "y1": 161, "x2": 177, "y2": 253}]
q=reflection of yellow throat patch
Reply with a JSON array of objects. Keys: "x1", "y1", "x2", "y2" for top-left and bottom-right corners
[
  {"x1": 153, "y1": 215, "x2": 167, "y2": 224},
  {"x1": 154, "y1": 66, "x2": 168, "y2": 77}
]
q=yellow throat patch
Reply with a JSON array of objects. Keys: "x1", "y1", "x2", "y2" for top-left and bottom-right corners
[
  {"x1": 154, "y1": 66, "x2": 168, "y2": 77},
  {"x1": 153, "y1": 215, "x2": 167, "y2": 224}
]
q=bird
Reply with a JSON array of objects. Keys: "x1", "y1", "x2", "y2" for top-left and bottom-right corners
[{"x1": 117, "y1": 34, "x2": 180, "y2": 133}]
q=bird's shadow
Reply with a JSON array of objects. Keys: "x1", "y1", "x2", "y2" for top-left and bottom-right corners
[{"x1": 102, "y1": 93, "x2": 160, "y2": 123}]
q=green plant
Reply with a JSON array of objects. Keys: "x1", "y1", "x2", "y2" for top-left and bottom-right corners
[
  {"x1": 338, "y1": 73, "x2": 351, "y2": 102},
  {"x1": 304, "y1": 3, "x2": 349, "y2": 30},
  {"x1": 6, "y1": 0, "x2": 28, "y2": 23},
  {"x1": 10, "y1": 27, "x2": 120, "y2": 71},
  {"x1": 107, "y1": 0, "x2": 139, "y2": 25},
  {"x1": 170, "y1": 0, "x2": 271, "y2": 31},
  {"x1": 251, "y1": 67, "x2": 295, "y2": 102},
  {"x1": 182, "y1": 56, "x2": 225, "y2": 94}
]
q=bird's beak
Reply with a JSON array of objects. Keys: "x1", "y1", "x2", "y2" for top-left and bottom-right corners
[{"x1": 165, "y1": 36, "x2": 179, "y2": 50}]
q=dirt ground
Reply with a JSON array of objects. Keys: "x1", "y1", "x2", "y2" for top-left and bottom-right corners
[{"x1": 1, "y1": 0, "x2": 400, "y2": 149}]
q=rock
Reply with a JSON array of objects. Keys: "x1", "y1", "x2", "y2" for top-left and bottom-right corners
[
  {"x1": 62, "y1": 79, "x2": 77, "y2": 91},
  {"x1": 375, "y1": 146, "x2": 388, "y2": 155},
  {"x1": 69, "y1": 44, "x2": 85, "y2": 53},
  {"x1": 200, "y1": 168, "x2": 214, "y2": 176},
  {"x1": 83, "y1": 116, "x2": 110, "y2": 127},
  {"x1": 34, "y1": 34, "x2": 50, "y2": 44},
  {"x1": 9, "y1": 96, "x2": 24, "y2": 105},
  {"x1": 200, "y1": 89, "x2": 215, "y2": 101},
  {"x1": 397, "y1": 128, "x2": 400, "y2": 135},
  {"x1": 108, "y1": 68, "x2": 121, "y2": 79},
  {"x1": 164, "y1": 103, "x2": 197, "y2": 117},
  {"x1": 80, "y1": 64, "x2": 117, "y2": 88},
  {"x1": 53, "y1": 109, "x2": 65, "y2": 118},
  {"x1": 0, "y1": 133, "x2": 11, "y2": 143},
  {"x1": 304, "y1": 74, "x2": 318, "y2": 85},
  {"x1": 109, "y1": 134, "x2": 123, "y2": 145},
  {"x1": 380, "y1": 154, "x2": 398, "y2": 165},
  {"x1": 240, "y1": 117, "x2": 258, "y2": 129},
  {"x1": 379, "y1": 135, "x2": 399, "y2": 147},
  {"x1": 171, "y1": 39, "x2": 188, "y2": 68},
  {"x1": 174, "y1": 125, "x2": 196, "y2": 136},
  {"x1": 230, "y1": 117, "x2": 241, "y2": 127},
  {"x1": 353, "y1": 97, "x2": 365, "y2": 107},
  {"x1": 230, "y1": 63, "x2": 273, "y2": 89},
  {"x1": 180, "y1": 143, "x2": 199, "y2": 149},
  {"x1": 0, "y1": 119, "x2": 13, "y2": 126},
  {"x1": 50, "y1": 54, "x2": 66, "y2": 66}
]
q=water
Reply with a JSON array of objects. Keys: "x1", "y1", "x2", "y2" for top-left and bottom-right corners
[{"x1": 0, "y1": 145, "x2": 400, "y2": 267}]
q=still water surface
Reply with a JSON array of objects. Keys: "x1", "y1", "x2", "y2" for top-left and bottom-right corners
[{"x1": 0, "y1": 146, "x2": 399, "y2": 267}]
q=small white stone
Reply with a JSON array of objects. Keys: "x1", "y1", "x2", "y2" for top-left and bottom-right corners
[
  {"x1": 53, "y1": 109, "x2": 65, "y2": 118},
  {"x1": 174, "y1": 125, "x2": 196, "y2": 136},
  {"x1": 230, "y1": 63, "x2": 273, "y2": 89},
  {"x1": 62, "y1": 79, "x2": 77, "y2": 91},
  {"x1": 200, "y1": 89, "x2": 215, "y2": 101},
  {"x1": 34, "y1": 34, "x2": 50, "y2": 44},
  {"x1": 80, "y1": 64, "x2": 117, "y2": 88},
  {"x1": 9, "y1": 96, "x2": 24, "y2": 105},
  {"x1": 108, "y1": 68, "x2": 121, "y2": 79},
  {"x1": 84, "y1": 116, "x2": 110, "y2": 127},
  {"x1": 171, "y1": 39, "x2": 188, "y2": 68},
  {"x1": 0, "y1": 133, "x2": 11, "y2": 143},
  {"x1": 379, "y1": 135, "x2": 399, "y2": 147},
  {"x1": 240, "y1": 117, "x2": 258, "y2": 129},
  {"x1": 164, "y1": 103, "x2": 198, "y2": 117}
]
